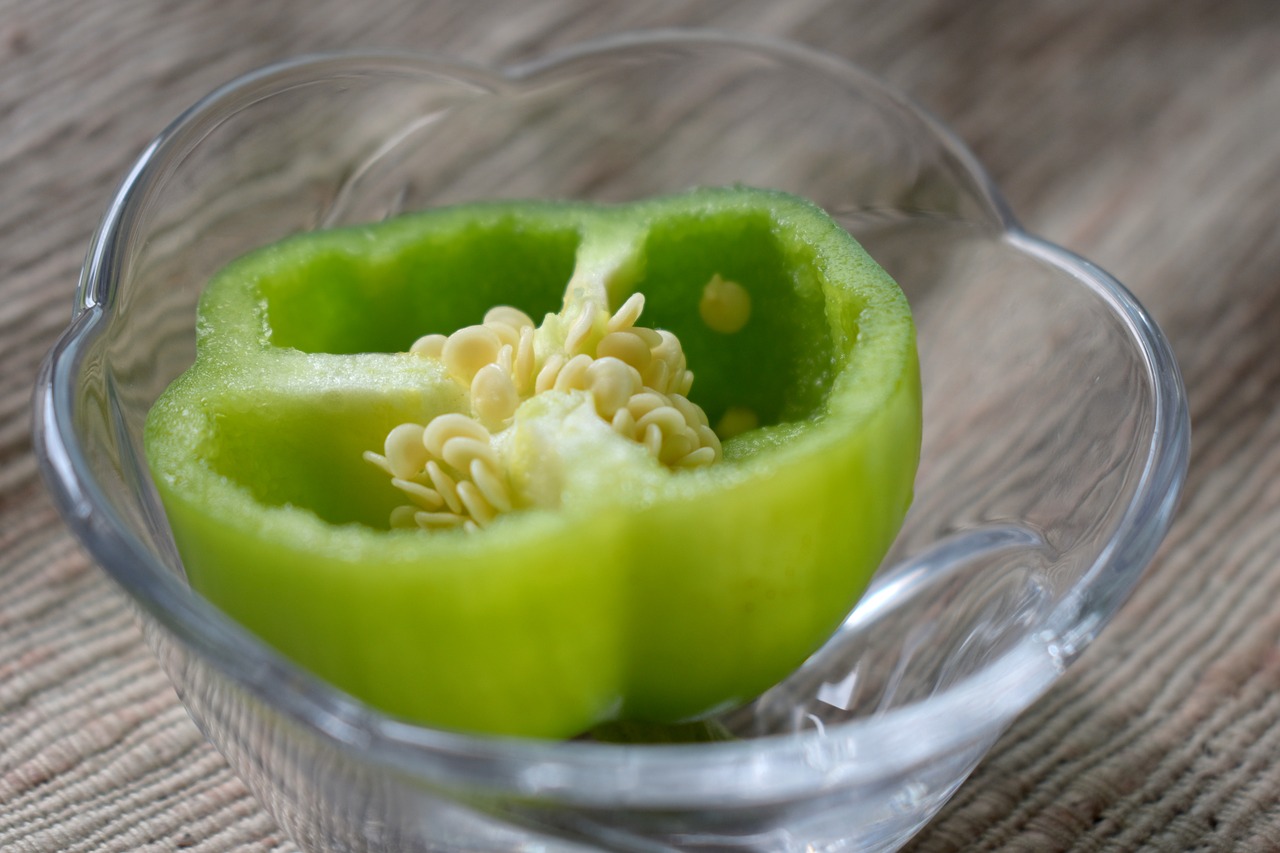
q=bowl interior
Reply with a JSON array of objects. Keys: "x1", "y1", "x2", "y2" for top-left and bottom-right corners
[{"x1": 42, "y1": 34, "x2": 1186, "y2": 808}]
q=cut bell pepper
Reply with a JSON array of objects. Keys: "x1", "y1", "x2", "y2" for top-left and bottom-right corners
[{"x1": 144, "y1": 187, "x2": 921, "y2": 739}]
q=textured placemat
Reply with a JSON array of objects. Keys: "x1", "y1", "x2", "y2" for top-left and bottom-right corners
[{"x1": 4, "y1": 1, "x2": 1280, "y2": 851}]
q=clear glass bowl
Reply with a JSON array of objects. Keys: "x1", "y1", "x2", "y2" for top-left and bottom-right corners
[{"x1": 33, "y1": 32, "x2": 1188, "y2": 853}]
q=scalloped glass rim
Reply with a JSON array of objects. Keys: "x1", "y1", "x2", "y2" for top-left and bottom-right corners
[{"x1": 34, "y1": 30, "x2": 1189, "y2": 809}]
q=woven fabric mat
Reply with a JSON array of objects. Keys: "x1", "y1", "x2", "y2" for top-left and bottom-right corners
[{"x1": 4, "y1": 1, "x2": 1280, "y2": 850}]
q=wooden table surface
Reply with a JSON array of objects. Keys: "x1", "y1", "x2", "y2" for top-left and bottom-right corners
[{"x1": 3, "y1": 1, "x2": 1279, "y2": 850}]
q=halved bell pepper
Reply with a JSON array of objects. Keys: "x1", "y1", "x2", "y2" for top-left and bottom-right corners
[{"x1": 144, "y1": 186, "x2": 921, "y2": 739}]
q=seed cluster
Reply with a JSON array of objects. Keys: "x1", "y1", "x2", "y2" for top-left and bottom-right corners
[{"x1": 364, "y1": 293, "x2": 724, "y2": 532}]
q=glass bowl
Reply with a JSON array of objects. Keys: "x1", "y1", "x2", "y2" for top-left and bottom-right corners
[{"x1": 34, "y1": 31, "x2": 1188, "y2": 853}]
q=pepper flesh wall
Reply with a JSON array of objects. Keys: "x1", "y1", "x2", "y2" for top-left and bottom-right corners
[{"x1": 144, "y1": 187, "x2": 922, "y2": 739}]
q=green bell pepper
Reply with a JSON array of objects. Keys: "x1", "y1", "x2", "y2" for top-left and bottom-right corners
[{"x1": 145, "y1": 186, "x2": 921, "y2": 739}]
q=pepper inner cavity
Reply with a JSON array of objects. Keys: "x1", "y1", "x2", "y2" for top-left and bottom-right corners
[{"x1": 364, "y1": 281, "x2": 748, "y2": 532}]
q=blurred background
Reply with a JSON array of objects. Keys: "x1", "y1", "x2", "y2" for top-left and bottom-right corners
[{"x1": 3, "y1": 1, "x2": 1279, "y2": 850}]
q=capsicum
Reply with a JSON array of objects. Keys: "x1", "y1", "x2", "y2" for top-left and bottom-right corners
[{"x1": 145, "y1": 186, "x2": 921, "y2": 739}]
